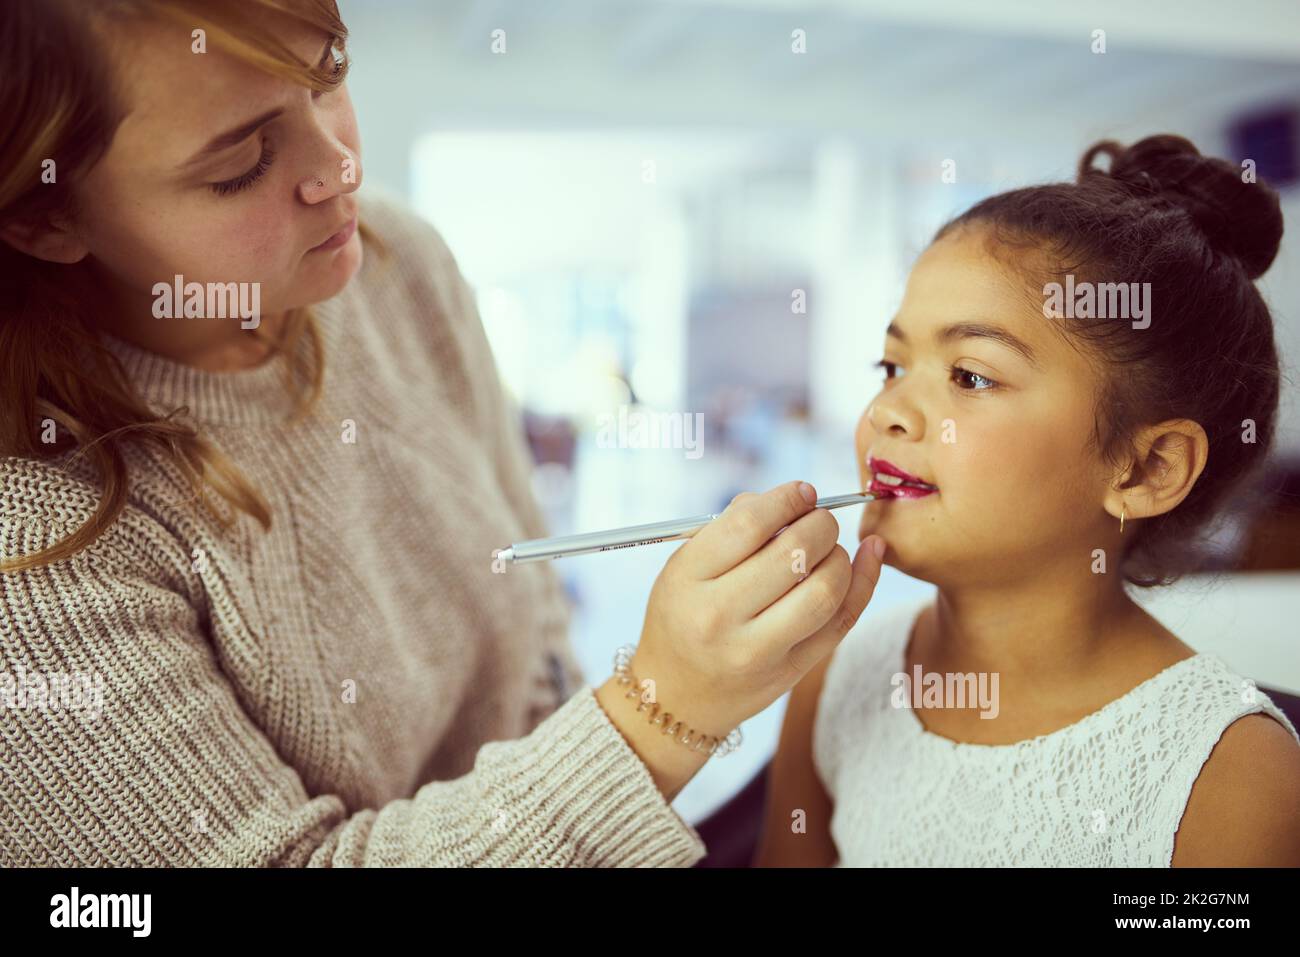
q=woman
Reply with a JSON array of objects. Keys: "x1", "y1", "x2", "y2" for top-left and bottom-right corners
[{"x1": 0, "y1": 0, "x2": 887, "y2": 865}]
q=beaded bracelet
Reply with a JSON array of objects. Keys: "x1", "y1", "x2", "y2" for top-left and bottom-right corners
[{"x1": 612, "y1": 644, "x2": 743, "y2": 758}]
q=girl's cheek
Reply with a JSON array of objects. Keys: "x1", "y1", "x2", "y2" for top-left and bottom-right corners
[{"x1": 854, "y1": 411, "x2": 876, "y2": 467}]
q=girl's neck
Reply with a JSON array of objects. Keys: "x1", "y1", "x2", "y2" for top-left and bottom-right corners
[{"x1": 923, "y1": 577, "x2": 1160, "y2": 685}]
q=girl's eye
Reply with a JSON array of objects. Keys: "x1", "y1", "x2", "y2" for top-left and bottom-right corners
[
  {"x1": 209, "y1": 142, "x2": 276, "y2": 197},
  {"x1": 951, "y1": 365, "x2": 997, "y2": 391},
  {"x1": 873, "y1": 356, "x2": 993, "y2": 390},
  {"x1": 873, "y1": 359, "x2": 904, "y2": 381}
]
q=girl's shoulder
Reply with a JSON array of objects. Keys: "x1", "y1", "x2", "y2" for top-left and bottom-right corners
[
  {"x1": 1145, "y1": 649, "x2": 1300, "y2": 865},
  {"x1": 1146, "y1": 650, "x2": 1299, "y2": 743}
]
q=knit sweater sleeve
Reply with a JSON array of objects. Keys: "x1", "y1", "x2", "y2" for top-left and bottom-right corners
[{"x1": 0, "y1": 479, "x2": 708, "y2": 867}]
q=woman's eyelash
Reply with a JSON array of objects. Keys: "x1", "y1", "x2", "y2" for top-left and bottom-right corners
[
  {"x1": 872, "y1": 359, "x2": 999, "y2": 392},
  {"x1": 209, "y1": 142, "x2": 276, "y2": 197}
]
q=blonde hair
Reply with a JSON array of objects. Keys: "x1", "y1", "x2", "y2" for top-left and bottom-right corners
[{"x1": 0, "y1": 0, "x2": 384, "y2": 573}]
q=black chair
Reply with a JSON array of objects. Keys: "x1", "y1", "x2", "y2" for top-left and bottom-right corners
[{"x1": 691, "y1": 683, "x2": 1300, "y2": 867}]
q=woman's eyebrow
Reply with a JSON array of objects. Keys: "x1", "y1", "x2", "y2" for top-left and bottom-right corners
[
  {"x1": 886, "y1": 319, "x2": 1041, "y2": 369},
  {"x1": 179, "y1": 108, "x2": 284, "y2": 171},
  {"x1": 176, "y1": 38, "x2": 335, "y2": 172}
]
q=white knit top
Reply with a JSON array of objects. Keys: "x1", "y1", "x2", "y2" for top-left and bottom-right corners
[{"x1": 813, "y1": 595, "x2": 1300, "y2": 866}]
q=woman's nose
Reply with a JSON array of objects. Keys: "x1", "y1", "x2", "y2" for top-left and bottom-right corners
[{"x1": 298, "y1": 147, "x2": 362, "y2": 204}]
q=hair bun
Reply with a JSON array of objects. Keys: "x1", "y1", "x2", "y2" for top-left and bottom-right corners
[{"x1": 1078, "y1": 134, "x2": 1283, "y2": 279}]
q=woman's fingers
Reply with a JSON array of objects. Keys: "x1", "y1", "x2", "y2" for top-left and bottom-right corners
[
  {"x1": 746, "y1": 536, "x2": 885, "y2": 674},
  {"x1": 677, "y1": 481, "x2": 818, "y2": 581},
  {"x1": 747, "y1": 542, "x2": 852, "y2": 647},
  {"x1": 785, "y1": 537, "x2": 886, "y2": 676},
  {"x1": 729, "y1": 506, "x2": 841, "y2": 621}
]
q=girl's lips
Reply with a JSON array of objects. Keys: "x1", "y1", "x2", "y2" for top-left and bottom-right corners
[
  {"x1": 868, "y1": 455, "x2": 934, "y2": 486},
  {"x1": 869, "y1": 476, "x2": 937, "y2": 499},
  {"x1": 867, "y1": 455, "x2": 938, "y2": 498}
]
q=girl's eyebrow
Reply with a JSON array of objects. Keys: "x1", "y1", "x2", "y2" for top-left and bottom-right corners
[
  {"x1": 176, "y1": 38, "x2": 336, "y2": 172},
  {"x1": 886, "y1": 318, "x2": 1041, "y2": 370}
]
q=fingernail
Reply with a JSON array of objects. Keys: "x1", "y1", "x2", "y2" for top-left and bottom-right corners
[
  {"x1": 798, "y1": 482, "x2": 817, "y2": 505},
  {"x1": 871, "y1": 536, "x2": 886, "y2": 560}
]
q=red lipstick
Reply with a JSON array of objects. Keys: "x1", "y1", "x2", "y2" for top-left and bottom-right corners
[{"x1": 867, "y1": 455, "x2": 938, "y2": 499}]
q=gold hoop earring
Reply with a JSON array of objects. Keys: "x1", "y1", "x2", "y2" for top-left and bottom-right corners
[{"x1": 1119, "y1": 502, "x2": 1126, "y2": 535}]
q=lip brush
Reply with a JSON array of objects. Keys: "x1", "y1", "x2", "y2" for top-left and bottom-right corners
[{"x1": 496, "y1": 491, "x2": 880, "y2": 565}]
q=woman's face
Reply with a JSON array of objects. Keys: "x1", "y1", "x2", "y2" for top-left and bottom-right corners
[
  {"x1": 855, "y1": 226, "x2": 1116, "y2": 588},
  {"x1": 72, "y1": 12, "x2": 362, "y2": 349}
]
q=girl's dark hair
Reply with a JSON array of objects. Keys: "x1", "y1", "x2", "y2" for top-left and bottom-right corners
[{"x1": 934, "y1": 134, "x2": 1285, "y2": 588}]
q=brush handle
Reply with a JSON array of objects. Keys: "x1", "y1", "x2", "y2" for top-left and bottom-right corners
[{"x1": 498, "y1": 492, "x2": 879, "y2": 564}]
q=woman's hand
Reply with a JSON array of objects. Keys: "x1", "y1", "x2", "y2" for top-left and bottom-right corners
[{"x1": 596, "y1": 480, "x2": 886, "y2": 799}]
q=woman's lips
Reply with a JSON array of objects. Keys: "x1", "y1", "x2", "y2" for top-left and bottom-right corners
[{"x1": 309, "y1": 216, "x2": 357, "y2": 252}]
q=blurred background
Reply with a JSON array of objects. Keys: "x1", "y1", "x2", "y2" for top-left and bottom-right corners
[{"x1": 337, "y1": 0, "x2": 1300, "y2": 826}]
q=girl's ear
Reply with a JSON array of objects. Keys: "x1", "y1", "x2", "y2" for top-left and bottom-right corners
[
  {"x1": 1106, "y1": 419, "x2": 1209, "y2": 524},
  {"x1": 0, "y1": 212, "x2": 88, "y2": 264}
]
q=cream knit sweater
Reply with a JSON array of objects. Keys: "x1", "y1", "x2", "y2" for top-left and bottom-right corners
[{"x1": 0, "y1": 189, "x2": 709, "y2": 867}]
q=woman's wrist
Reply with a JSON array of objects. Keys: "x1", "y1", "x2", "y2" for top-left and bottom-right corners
[
  {"x1": 613, "y1": 644, "x2": 742, "y2": 758},
  {"x1": 594, "y1": 675, "x2": 712, "y2": 802}
]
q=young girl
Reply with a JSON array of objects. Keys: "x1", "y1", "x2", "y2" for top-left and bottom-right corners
[{"x1": 757, "y1": 135, "x2": 1300, "y2": 867}]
